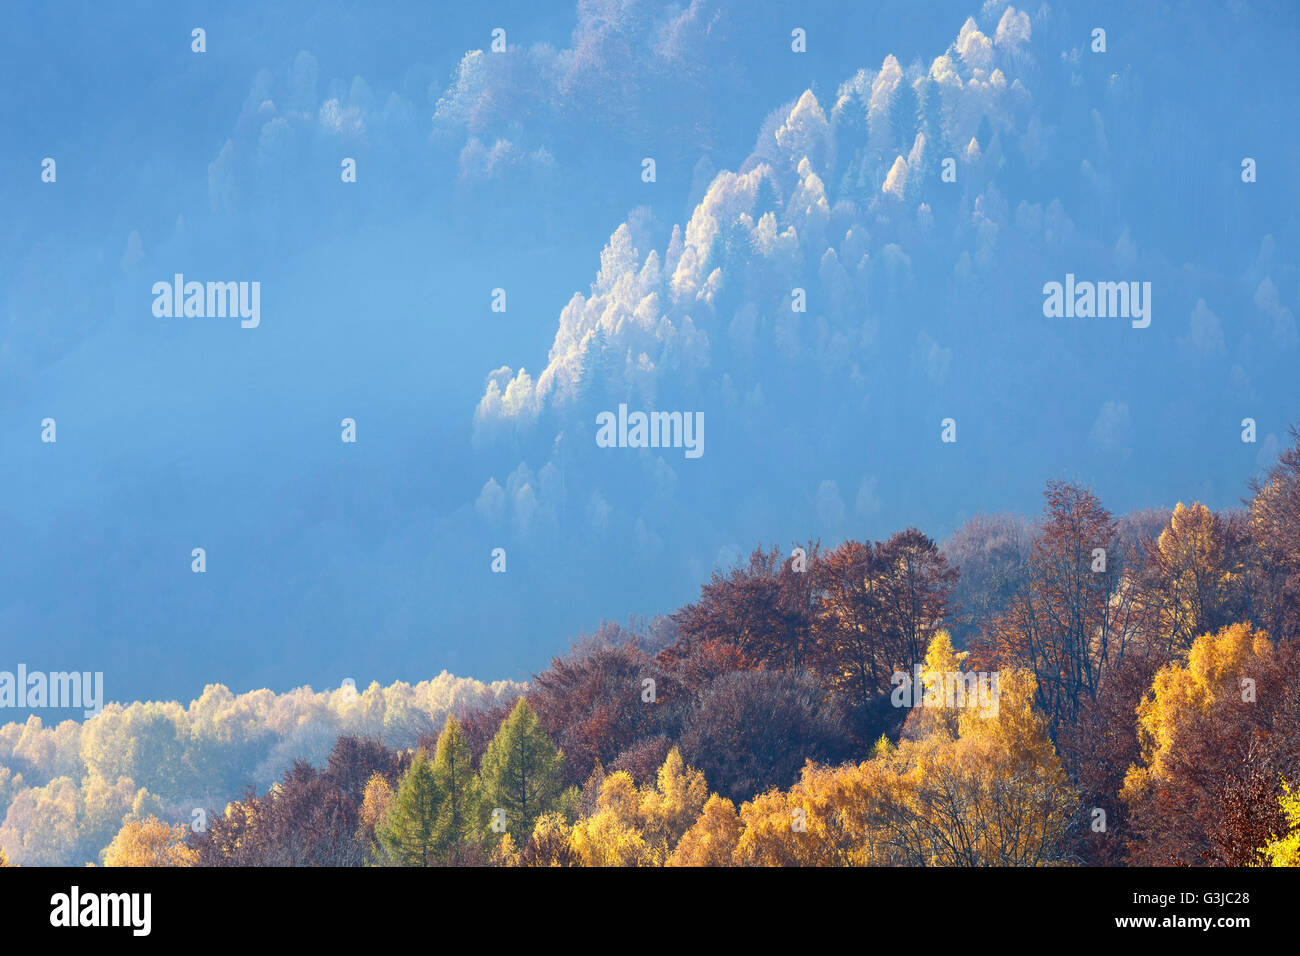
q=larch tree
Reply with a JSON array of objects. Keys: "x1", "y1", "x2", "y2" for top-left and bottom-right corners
[
  {"x1": 638, "y1": 747, "x2": 709, "y2": 857},
  {"x1": 376, "y1": 749, "x2": 441, "y2": 866},
  {"x1": 358, "y1": 772, "x2": 394, "y2": 858},
  {"x1": 1136, "y1": 502, "x2": 1242, "y2": 655},
  {"x1": 479, "y1": 698, "x2": 566, "y2": 844},
  {"x1": 429, "y1": 714, "x2": 482, "y2": 864}
]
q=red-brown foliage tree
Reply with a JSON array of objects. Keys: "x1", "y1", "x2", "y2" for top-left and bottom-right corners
[{"x1": 983, "y1": 481, "x2": 1144, "y2": 734}]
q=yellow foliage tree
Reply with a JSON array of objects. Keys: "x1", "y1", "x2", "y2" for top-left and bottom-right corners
[
  {"x1": 735, "y1": 758, "x2": 897, "y2": 866},
  {"x1": 898, "y1": 662, "x2": 1075, "y2": 865},
  {"x1": 900, "y1": 629, "x2": 972, "y2": 740},
  {"x1": 638, "y1": 747, "x2": 709, "y2": 854},
  {"x1": 1145, "y1": 502, "x2": 1238, "y2": 653},
  {"x1": 359, "y1": 772, "x2": 394, "y2": 831},
  {"x1": 1261, "y1": 778, "x2": 1300, "y2": 867},
  {"x1": 102, "y1": 816, "x2": 196, "y2": 867},
  {"x1": 736, "y1": 633, "x2": 1076, "y2": 866},
  {"x1": 506, "y1": 811, "x2": 582, "y2": 866},
  {"x1": 1122, "y1": 622, "x2": 1272, "y2": 808},
  {"x1": 568, "y1": 771, "x2": 652, "y2": 866},
  {"x1": 359, "y1": 771, "x2": 395, "y2": 862},
  {"x1": 667, "y1": 795, "x2": 741, "y2": 866},
  {"x1": 733, "y1": 785, "x2": 811, "y2": 866},
  {"x1": 491, "y1": 831, "x2": 519, "y2": 867},
  {"x1": 567, "y1": 748, "x2": 712, "y2": 866}
]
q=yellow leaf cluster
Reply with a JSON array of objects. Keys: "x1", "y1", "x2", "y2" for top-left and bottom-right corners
[
  {"x1": 1123, "y1": 622, "x2": 1272, "y2": 805},
  {"x1": 102, "y1": 815, "x2": 196, "y2": 867}
]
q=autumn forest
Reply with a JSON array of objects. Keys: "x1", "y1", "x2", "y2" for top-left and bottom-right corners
[{"x1": 2, "y1": 426, "x2": 1298, "y2": 869}]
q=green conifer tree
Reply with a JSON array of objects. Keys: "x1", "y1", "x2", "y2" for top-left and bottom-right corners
[
  {"x1": 376, "y1": 749, "x2": 441, "y2": 866},
  {"x1": 430, "y1": 714, "x2": 482, "y2": 863},
  {"x1": 479, "y1": 698, "x2": 565, "y2": 843}
]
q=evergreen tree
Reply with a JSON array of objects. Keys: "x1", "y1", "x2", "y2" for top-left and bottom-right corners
[
  {"x1": 753, "y1": 173, "x2": 782, "y2": 220},
  {"x1": 480, "y1": 698, "x2": 566, "y2": 843},
  {"x1": 430, "y1": 714, "x2": 481, "y2": 864},
  {"x1": 576, "y1": 326, "x2": 623, "y2": 412},
  {"x1": 376, "y1": 749, "x2": 441, "y2": 866}
]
